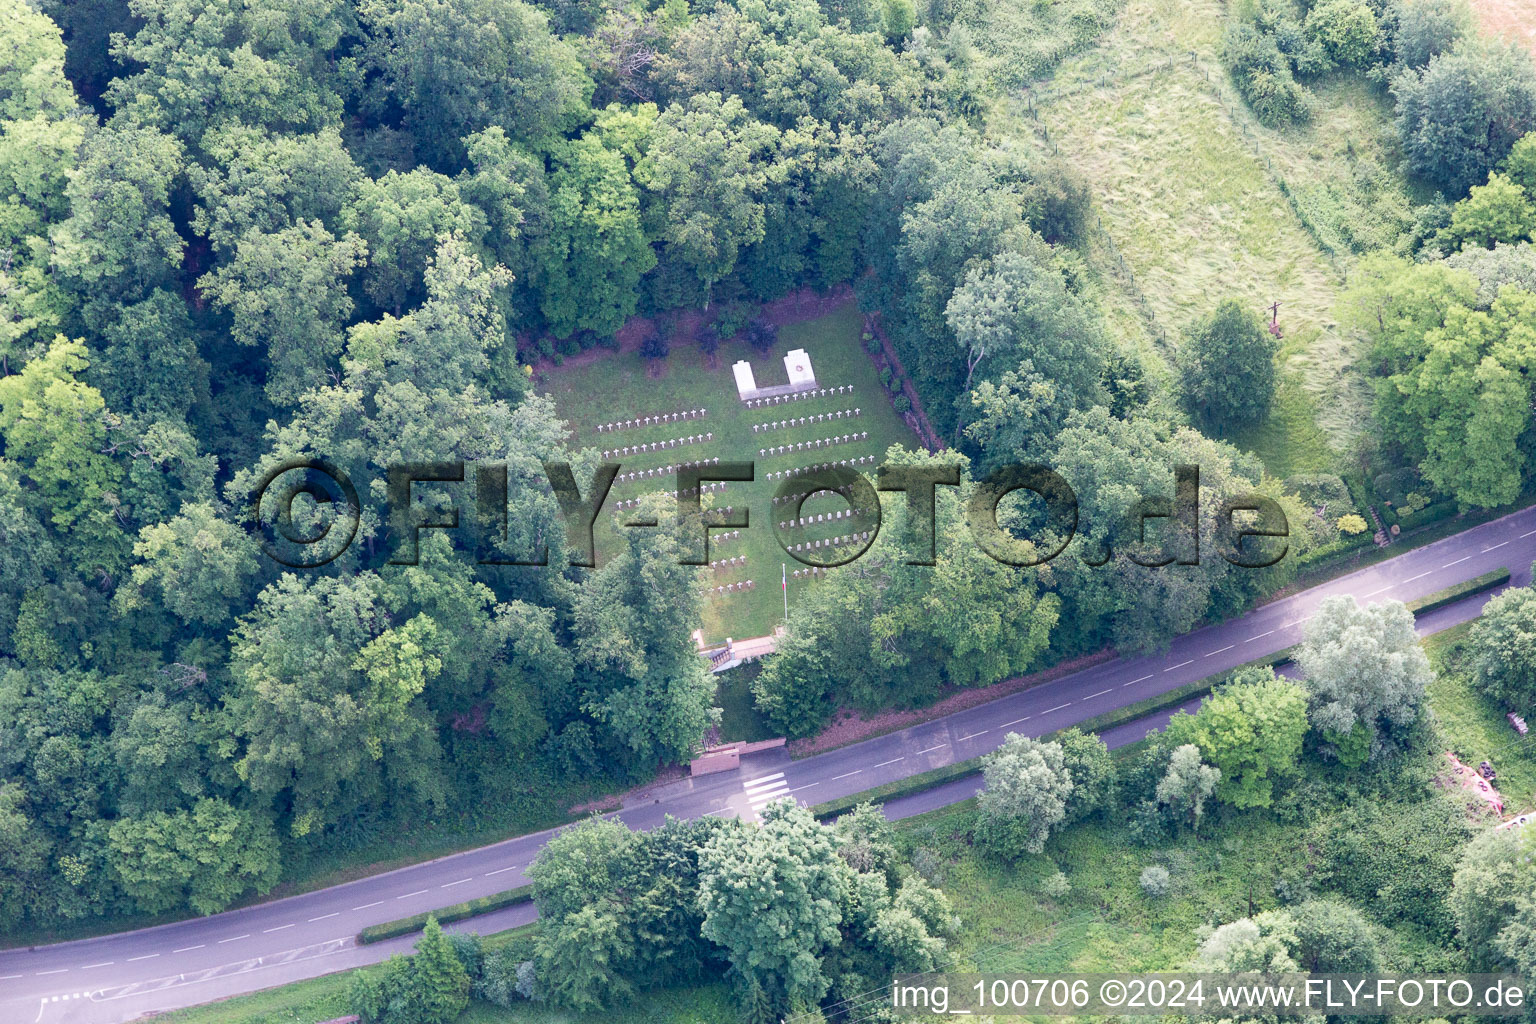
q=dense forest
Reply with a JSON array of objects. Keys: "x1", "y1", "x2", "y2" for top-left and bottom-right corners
[{"x1": 1, "y1": 0, "x2": 1535, "y2": 956}]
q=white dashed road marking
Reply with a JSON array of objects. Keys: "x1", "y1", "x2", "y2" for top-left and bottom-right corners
[
  {"x1": 1085, "y1": 689, "x2": 1112, "y2": 699},
  {"x1": 872, "y1": 758, "x2": 905, "y2": 768},
  {"x1": 1125, "y1": 674, "x2": 1153, "y2": 686},
  {"x1": 1245, "y1": 631, "x2": 1273, "y2": 642},
  {"x1": 831, "y1": 770, "x2": 862, "y2": 780},
  {"x1": 441, "y1": 878, "x2": 472, "y2": 888},
  {"x1": 218, "y1": 935, "x2": 249, "y2": 943},
  {"x1": 171, "y1": 946, "x2": 203, "y2": 953},
  {"x1": 263, "y1": 924, "x2": 295, "y2": 933},
  {"x1": 957, "y1": 731, "x2": 989, "y2": 741},
  {"x1": 1000, "y1": 717, "x2": 1030, "y2": 728},
  {"x1": 1363, "y1": 586, "x2": 1393, "y2": 597},
  {"x1": 484, "y1": 867, "x2": 520, "y2": 877},
  {"x1": 1404, "y1": 571, "x2": 1431, "y2": 583},
  {"x1": 79, "y1": 963, "x2": 112, "y2": 970},
  {"x1": 1164, "y1": 661, "x2": 1193, "y2": 672},
  {"x1": 1204, "y1": 646, "x2": 1234, "y2": 657},
  {"x1": 352, "y1": 901, "x2": 386, "y2": 909},
  {"x1": 1443, "y1": 556, "x2": 1471, "y2": 568},
  {"x1": 915, "y1": 745, "x2": 947, "y2": 755},
  {"x1": 307, "y1": 914, "x2": 338, "y2": 922},
  {"x1": 1484, "y1": 541, "x2": 1509, "y2": 552},
  {"x1": 1042, "y1": 702, "x2": 1072, "y2": 714},
  {"x1": 126, "y1": 954, "x2": 159, "y2": 962},
  {"x1": 397, "y1": 890, "x2": 428, "y2": 900}
]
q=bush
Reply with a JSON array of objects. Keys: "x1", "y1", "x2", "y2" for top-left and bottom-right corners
[
  {"x1": 1337, "y1": 513, "x2": 1369, "y2": 535},
  {"x1": 477, "y1": 948, "x2": 532, "y2": 1007},
  {"x1": 745, "y1": 317, "x2": 778, "y2": 353},
  {"x1": 912, "y1": 846, "x2": 946, "y2": 885},
  {"x1": 1223, "y1": 21, "x2": 1314, "y2": 126},
  {"x1": 1022, "y1": 158, "x2": 1092, "y2": 244},
  {"x1": 1038, "y1": 870, "x2": 1071, "y2": 898},
  {"x1": 713, "y1": 302, "x2": 751, "y2": 340},
  {"x1": 1305, "y1": 0, "x2": 1380, "y2": 70},
  {"x1": 892, "y1": 393, "x2": 911, "y2": 414},
  {"x1": 640, "y1": 323, "x2": 671, "y2": 360},
  {"x1": 1139, "y1": 865, "x2": 1171, "y2": 897}
]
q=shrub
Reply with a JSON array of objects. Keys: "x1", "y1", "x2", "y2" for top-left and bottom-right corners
[
  {"x1": 892, "y1": 393, "x2": 911, "y2": 414},
  {"x1": 745, "y1": 317, "x2": 778, "y2": 353},
  {"x1": 1223, "y1": 23, "x2": 1314, "y2": 126},
  {"x1": 1022, "y1": 158, "x2": 1092, "y2": 244},
  {"x1": 640, "y1": 323, "x2": 671, "y2": 360},
  {"x1": 912, "y1": 846, "x2": 946, "y2": 885},
  {"x1": 713, "y1": 302, "x2": 751, "y2": 339},
  {"x1": 1337, "y1": 513, "x2": 1369, "y2": 535},
  {"x1": 1139, "y1": 865, "x2": 1171, "y2": 897},
  {"x1": 1038, "y1": 869, "x2": 1071, "y2": 898},
  {"x1": 1305, "y1": 0, "x2": 1381, "y2": 70}
]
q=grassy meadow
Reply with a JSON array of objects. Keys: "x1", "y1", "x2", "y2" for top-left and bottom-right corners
[
  {"x1": 1004, "y1": 0, "x2": 1425, "y2": 477},
  {"x1": 536, "y1": 303, "x2": 919, "y2": 645}
]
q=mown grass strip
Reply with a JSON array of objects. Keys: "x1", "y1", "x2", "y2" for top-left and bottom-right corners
[{"x1": 357, "y1": 884, "x2": 534, "y2": 944}]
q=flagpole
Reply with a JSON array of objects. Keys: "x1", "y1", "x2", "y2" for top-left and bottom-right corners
[{"x1": 782, "y1": 563, "x2": 788, "y2": 622}]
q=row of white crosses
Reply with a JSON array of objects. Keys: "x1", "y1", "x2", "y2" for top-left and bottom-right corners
[
  {"x1": 772, "y1": 484, "x2": 855, "y2": 506},
  {"x1": 780, "y1": 508, "x2": 863, "y2": 530},
  {"x1": 708, "y1": 580, "x2": 755, "y2": 594},
  {"x1": 612, "y1": 485, "x2": 726, "y2": 511},
  {"x1": 791, "y1": 566, "x2": 831, "y2": 578},
  {"x1": 602, "y1": 433, "x2": 712, "y2": 459},
  {"x1": 759, "y1": 432, "x2": 867, "y2": 457},
  {"x1": 710, "y1": 555, "x2": 747, "y2": 570},
  {"x1": 615, "y1": 460, "x2": 722, "y2": 485},
  {"x1": 745, "y1": 386, "x2": 851, "y2": 409},
  {"x1": 711, "y1": 529, "x2": 745, "y2": 545},
  {"x1": 595, "y1": 409, "x2": 705, "y2": 433},
  {"x1": 765, "y1": 455, "x2": 877, "y2": 481},
  {"x1": 787, "y1": 532, "x2": 868, "y2": 554},
  {"x1": 753, "y1": 409, "x2": 860, "y2": 432}
]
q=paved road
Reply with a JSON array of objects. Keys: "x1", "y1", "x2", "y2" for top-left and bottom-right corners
[{"x1": 4, "y1": 505, "x2": 1534, "y2": 1024}]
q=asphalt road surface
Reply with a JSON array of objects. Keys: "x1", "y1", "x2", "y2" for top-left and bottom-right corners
[{"x1": 4, "y1": 504, "x2": 1534, "y2": 1024}]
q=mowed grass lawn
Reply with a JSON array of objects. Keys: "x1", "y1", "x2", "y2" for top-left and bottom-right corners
[{"x1": 537, "y1": 302, "x2": 919, "y2": 644}]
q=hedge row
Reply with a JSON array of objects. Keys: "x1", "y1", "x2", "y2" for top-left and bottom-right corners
[
  {"x1": 357, "y1": 884, "x2": 535, "y2": 944},
  {"x1": 1396, "y1": 500, "x2": 1460, "y2": 531},
  {"x1": 1405, "y1": 568, "x2": 1510, "y2": 616},
  {"x1": 809, "y1": 646, "x2": 1298, "y2": 821}
]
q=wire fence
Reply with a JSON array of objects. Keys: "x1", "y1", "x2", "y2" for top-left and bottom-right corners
[{"x1": 1013, "y1": 47, "x2": 1352, "y2": 353}]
